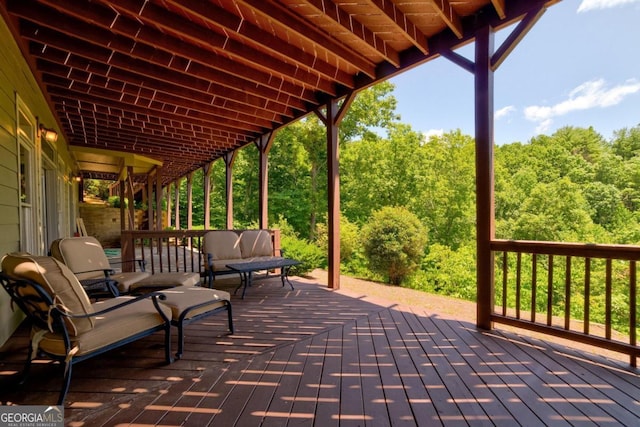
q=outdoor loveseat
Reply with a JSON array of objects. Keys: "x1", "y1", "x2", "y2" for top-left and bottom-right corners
[{"x1": 202, "y1": 229, "x2": 284, "y2": 286}]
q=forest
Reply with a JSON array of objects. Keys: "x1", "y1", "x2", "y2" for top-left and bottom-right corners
[{"x1": 88, "y1": 81, "x2": 640, "y2": 331}]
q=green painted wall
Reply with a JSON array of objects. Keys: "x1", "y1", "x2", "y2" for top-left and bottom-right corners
[{"x1": 0, "y1": 15, "x2": 76, "y2": 346}]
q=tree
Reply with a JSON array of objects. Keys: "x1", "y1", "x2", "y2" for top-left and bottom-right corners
[{"x1": 361, "y1": 206, "x2": 427, "y2": 285}]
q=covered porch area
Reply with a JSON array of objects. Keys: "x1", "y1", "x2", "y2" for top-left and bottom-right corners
[{"x1": 0, "y1": 273, "x2": 637, "y2": 426}]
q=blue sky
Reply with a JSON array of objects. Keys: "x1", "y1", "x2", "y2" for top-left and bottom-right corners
[{"x1": 388, "y1": 0, "x2": 640, "y2": 145}]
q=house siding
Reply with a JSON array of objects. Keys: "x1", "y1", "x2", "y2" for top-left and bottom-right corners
[{"x1": 0, "y1": 15, "x2": 76, "y2": 346}]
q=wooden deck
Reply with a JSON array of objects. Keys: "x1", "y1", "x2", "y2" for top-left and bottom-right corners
[{"x1": 0, "y1": 275, "x2": 638, "y2": 426}]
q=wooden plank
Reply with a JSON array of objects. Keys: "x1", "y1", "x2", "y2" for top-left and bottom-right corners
[
  {"x1": 354, "y1": 315, "x2": 391, "y2": 427},
  {"x1": 368, "y1": 310, "x2": 421, "y2": 425},
  {"x1": 422, "y1": 309, "x2": 544, "y2": 426},
  {"x1": 312, "y1": 325, "x2": 342, "y2": 427},
  {"x1": 282, "y1": 331, "x2": 331, "y2": 427}
]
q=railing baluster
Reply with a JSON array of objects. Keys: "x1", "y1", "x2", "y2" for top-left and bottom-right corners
[
  {"x1": 516, "y1": 252, "x2": 521, "y2": 319},
  {"x1": 502, "y1": 251, "x2": 508, "y2": 317},
  {"x1": 547, "y1": 254, "x2": 554, "y2": 327},
  {"x1": 584, "y1": 258, "x2": 590, "y2": 335},
  {"x1": 606, "y1": 259, "x2": 612, "y2": 340},
  {"x1": 630, "y1": 261, "x2": 637, "y2": 367},
  {"x1": 565, "y1": 256, "x2": 571, "y2": 331},
  {"x1": 531, "y1": 253, "x2": 537, "y2": 323}
]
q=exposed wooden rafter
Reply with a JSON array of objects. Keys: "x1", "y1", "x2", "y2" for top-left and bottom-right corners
[{"x1": 0, "y1": 0, "x2": 559, "y2": 185}]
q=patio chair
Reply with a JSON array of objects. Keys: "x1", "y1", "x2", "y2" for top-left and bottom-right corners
[
  {"x1": 50, "y1": 236, "x2": 200, "y2": 297},
  {"x1": 0, "y1": 253, "x2": 173, "y2": 405}
]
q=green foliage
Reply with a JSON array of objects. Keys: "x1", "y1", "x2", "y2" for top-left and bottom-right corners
[
  {"x1": 271, "y1": 216, "x2": 324, "y2": 275},
  {"x1": 279, "y1": 234, "x2": 325, "y2": 276},
  {"x1": 84, "y1": 179, "x2": 111, "y2": 200},
  {"x1": 410, "y1": 243, "x2": 476, "y2": 300},
  {"x1": 361, "y1": 206, "x2": 427, "y2": 285},
  {"x1": 108, "y1": 195, "x2": 121, "y2": 208}
]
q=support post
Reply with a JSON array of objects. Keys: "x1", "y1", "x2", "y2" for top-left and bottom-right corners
[
  {"x1": 166, "y1": 183, "x2": 172, "y2": 229},
  {"x1": 203, "y1": 162, "x2": 212, "y2": 229},
  {"x1": 256, "y1": 132, "x2": 275, "y2": 229},
  {"x1": 475, "y1": 25, "x2": 495, "y2": 330},
  {"x1": 224, "y1": 152, "x2": 236, "y2": 229},
  {"x1": 126, "y1": 166, "x2": 135, "y2": 231},
  {"x1": 146, "y1": 170, "x2": 154, "y2": 230},
  {"x1": 174, "y1": 178, "x2": 181, "y2": 230},
  {"x1": 155, "y1": 167, "x2": 163, "y2": 230},
  {"x1": 315, "y1": 93, "x2": 355, "y2": 289},
  {"x1": 186, "y1": 172, "x2": 193, "y2": 230}
]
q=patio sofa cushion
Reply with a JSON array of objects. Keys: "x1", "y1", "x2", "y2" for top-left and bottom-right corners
[
  {"x1": 1, "y1": 253, "x2": 94, "y2": 335},
  {"x1": 239, "y1": 230, "x2": 273, "y2": 258},
  {"x1": 34, "y1": 296, "x2": 172, "y2": 357},
  {"x1": 203, "y1": 230, "x2": 242, "y2": 264}
]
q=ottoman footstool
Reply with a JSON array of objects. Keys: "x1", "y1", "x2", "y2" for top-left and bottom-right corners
[
  {"x1": 160, "y1": 287, "x2": 233, "y2": 358},
  {"x1": 130, "y1": 272, "x2": 201, "y2": 294}
]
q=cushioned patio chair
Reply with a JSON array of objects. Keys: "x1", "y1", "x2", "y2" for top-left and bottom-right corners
[
  {"x1": 0, "y1": 253, "x2": 173, "y2": 405},
  {"x1": 51, "y1": 236, "x2": 200, "y2": 296}
]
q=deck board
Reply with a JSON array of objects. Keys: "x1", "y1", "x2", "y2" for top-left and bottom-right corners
[{"x1": 0, "y1": 276, "x2": 638, "y2": 426}]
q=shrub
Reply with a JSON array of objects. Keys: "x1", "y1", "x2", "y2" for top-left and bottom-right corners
[
  {"x1": 361, "y1": 206, "x2": 427, "y2": 285},
  {"x1": 280, "y1": 234, "x2": 324, "y2": 276}
]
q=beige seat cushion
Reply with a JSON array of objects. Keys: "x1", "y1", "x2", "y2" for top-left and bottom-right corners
[
  {"x1": 130, "y1": 272, "x2": 201, "y2": 293},
  {"x1": 111, "y1": 271, "x2": 152, "y2": 293},
  {"x1": 34, "y1": 296, "x2": 171, "y2": 357},
  {"x1": 210, "y1": 258, "x2": 246, "y2": 272},
  {"x1": 240, "y1": 230, "x2": 273, "y2": 258},
  {"x1": 160, "y1": 287, "x2": 230, "y2": 321},
  {"x1": 1, "y1": 253, "x2": 95, "y2": 335},
  {"x1": 203, "y1": 231, "x2": 242, "y2": 261}
]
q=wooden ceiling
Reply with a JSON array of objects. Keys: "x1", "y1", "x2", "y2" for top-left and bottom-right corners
[{"x1": 1, "y1": 0, "x2": 559, "y2": 184}]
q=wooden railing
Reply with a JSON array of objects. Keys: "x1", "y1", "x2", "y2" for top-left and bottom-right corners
[
  {"x1": 491, "y1": 240, "x2": 639, "y2": 366},
  {"x1": 119, "y1": 229, "x2": 281, "y2": 277}
]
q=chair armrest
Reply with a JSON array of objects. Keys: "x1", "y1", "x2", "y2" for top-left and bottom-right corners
[
  {"x1": 60, "y1": 292, "x2": 170, "y2": 323},
  {"x1": 74, "y1": 268, "x2": 116, "y2": 277}
]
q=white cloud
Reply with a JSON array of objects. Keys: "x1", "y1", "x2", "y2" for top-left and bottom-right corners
[
  {"x1": 423, "y1": 129, "x2": 444, "y2": 139},
  {"x1": 495, "y1": 105, "x2": 516, "y2": 120},
  {"x1": 577, "y1": 0, "x2": 640, "y2": 12},
  {"x1": 524, "y1": 78, "x2": 640, "y2": 134}
]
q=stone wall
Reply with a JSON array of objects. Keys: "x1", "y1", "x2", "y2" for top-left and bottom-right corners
[{"x1": 79, "y1": 203, "x2": 145, "y2": 248}]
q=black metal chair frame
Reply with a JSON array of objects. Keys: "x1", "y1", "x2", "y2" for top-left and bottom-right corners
[{"x1": 0, "y1": 272, "x2": 173, "y2": 405}]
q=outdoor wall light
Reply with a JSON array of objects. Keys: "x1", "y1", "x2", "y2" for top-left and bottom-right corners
[{"x1": 39, "y1": 124, "x2": 58, "y2": 143}]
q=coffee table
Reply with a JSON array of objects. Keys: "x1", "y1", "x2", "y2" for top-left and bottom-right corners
[{"x1": 226, "y1": 258, "x2": 300, "y2": 298}]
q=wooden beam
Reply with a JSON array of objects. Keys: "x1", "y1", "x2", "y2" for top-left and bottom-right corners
[
  {"x1": 238, "y1": 0, "x2": 377, "y2": 72},
  {"x1": 299, "y1": 0, "x2": 399, "y2": 69},
  {"x1": 429, "y1": 0, "x2": 464, "y2": 39},
  {"x1": 108, "y1": 0, "x2": 356, "y2": 88},
  {"x1": 474, "y1": 25, "x2": 495, "y2": 330},
  {"x1": 491, "y1": 5, "x2": 547, "y2": 70},
  {"x1": 32, "y1": 0, "x2": 337, "y2": 97},
  {"x1": 367, "y1": 0, "x2": 429, "y2": 53}
]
